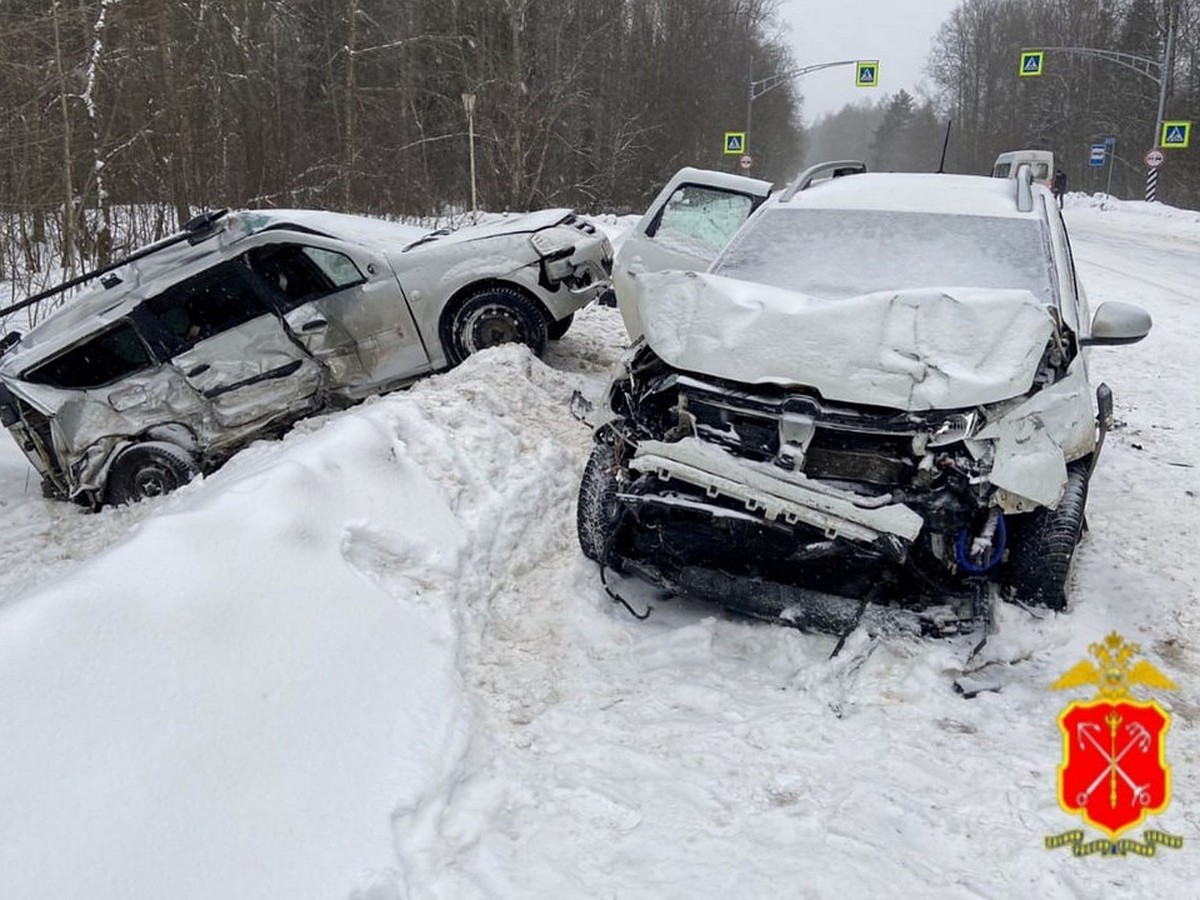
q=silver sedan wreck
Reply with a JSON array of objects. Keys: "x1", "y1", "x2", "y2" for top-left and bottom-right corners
[
  {"x1": 0, "y1": 207, "x2": 611, "y2": 506},
  {"x1": 579, "y1": 162, "x2": 1150, "y2": 635}
]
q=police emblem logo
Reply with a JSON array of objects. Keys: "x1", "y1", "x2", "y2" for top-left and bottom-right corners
[{"x1": 1046, "y1": 632, "x2": 1184, "y2": 856}]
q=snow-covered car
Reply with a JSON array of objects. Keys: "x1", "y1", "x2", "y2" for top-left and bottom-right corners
[
  {"x1": 0, "y1": 207, "x2": 611, "y2": 506},
  {"x1": 578, "y1": 161, "x2": 1151, "y2": 634}
]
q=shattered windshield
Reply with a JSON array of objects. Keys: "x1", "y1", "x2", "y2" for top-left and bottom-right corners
[{"x1": 715, "y1": 208, "x2": 1054, "y2": 302}]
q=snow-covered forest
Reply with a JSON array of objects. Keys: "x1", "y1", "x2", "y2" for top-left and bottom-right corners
[{"x1": 5, "y1": 0, "x2": 1200, "y2": 310}]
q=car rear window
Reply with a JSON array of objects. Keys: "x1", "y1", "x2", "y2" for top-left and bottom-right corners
[
  {"x1": 24, "y1": 321, "x2": 152, "y2": 389},
  {"x1": 715, "y1": 208, "x2": 1054, "y2": 302}
]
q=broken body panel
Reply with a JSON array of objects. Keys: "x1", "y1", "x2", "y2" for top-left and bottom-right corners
[{"x1": 0, "y1": 208, "x2": 613, "y2": 504}]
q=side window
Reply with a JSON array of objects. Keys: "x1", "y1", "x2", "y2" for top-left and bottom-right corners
[
  {"x1": 993, "y1": 163, "x2": 1011, "y2": 177},
  {"x1": 24, "y1": 321, "x2": 152, "y2": 389},
  {"x1": 139, "y1": 262, "x2": 270, "y2": 358},
  {"x1": 245, "y1": 244, "x2": 364, "y2": 311},
  {"x1": 650, "y1": 186, "x2": 756, "y2": 256},
  {"x1": 304, "y1": 247, "x2": 365, "y2": 289}
]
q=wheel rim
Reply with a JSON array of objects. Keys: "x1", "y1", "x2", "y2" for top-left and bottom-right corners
[
  {"x1": 131, "y1": 464, "x2": 177, "y2": 498},
  {"x1": 463, "y1": 304, "x2": 526, "y2": 353}
]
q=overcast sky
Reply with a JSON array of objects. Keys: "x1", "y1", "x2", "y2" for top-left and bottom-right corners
[{"x1": 777, "y1": 0, "x2": 963, "y2": 123}]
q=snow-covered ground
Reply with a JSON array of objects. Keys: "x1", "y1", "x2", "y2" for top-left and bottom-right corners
[{"x1": 0, "y1": 198, "x2": 1197, "y2": 898}]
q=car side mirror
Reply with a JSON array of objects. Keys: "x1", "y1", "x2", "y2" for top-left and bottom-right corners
[{"x1": 1081, "y1": 301, "x2": 1151, "y2": 347}]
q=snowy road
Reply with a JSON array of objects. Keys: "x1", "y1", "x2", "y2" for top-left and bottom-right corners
[{"x1": 0, "y1": 199, "x2": 1197, "y2": 898}]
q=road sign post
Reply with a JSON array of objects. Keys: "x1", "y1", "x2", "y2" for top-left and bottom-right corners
[
  {"x1": 1018, "y1": 17, "x2": 1177, "y2": 202},
  {"x1": 1105, "y1": 137, "x2": 1116, "y2": 198}
]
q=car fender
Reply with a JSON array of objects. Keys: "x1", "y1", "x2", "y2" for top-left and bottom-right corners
[
  {"x1": 972, "y1": 358, "x2": 1096, "y2": 511},
  {"x1": 385, "y1": 239, "x2": 539, "y2": 363}
]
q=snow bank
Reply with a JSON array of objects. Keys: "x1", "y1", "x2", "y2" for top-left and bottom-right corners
[{"x1": 0, "y1": 400, "x2": 474, "y2": 899}]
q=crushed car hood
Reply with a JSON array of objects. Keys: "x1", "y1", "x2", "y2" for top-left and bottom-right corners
[
  {"x1": 400, "y1": 209, "x2": 575, "y2": 251},
  {"x1": 237, "y1": 208, "x2": 573, "y2": 253},
  {"x1": 637, "y1": 271, "x2": 1056, "y2": 411}
]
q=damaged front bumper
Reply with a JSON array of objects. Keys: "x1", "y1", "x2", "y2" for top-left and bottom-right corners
[
  {"x1": 630, "y1": 438, "x2": 923, "y2": 545},
  {"x1": 617, "y1": 437, "x2": 994, "y2": 635},
  {"x1": 531, "y1": 219, "x2": 614, "y2": 304}
]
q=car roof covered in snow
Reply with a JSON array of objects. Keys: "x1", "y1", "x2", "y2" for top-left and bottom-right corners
[{"x1": 776, "y1": 171, "x2": 1049, "y2": 218}]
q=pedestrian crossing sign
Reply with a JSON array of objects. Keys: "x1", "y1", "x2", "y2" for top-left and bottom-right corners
[
  {"x1": 1019, "y1": 51, "x2": 1044, "y2": 77},
  {"x1": 1161, "y1": 120, "x2": 1191, "y2": 149},
  {"x1": 724, "y1": 132, "x2": 746, "y2": 155},
  {"x1": 856, "y1": 61, "x2": 879, "y2": 87}
]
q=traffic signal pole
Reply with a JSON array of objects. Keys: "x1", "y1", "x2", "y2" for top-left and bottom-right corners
[
  {"x1": 1021, "y1": 14, "x2": 1176, "y2": 202},
  {"x1": 745, "y1": 57, "x2": 860, "y2": 160}
]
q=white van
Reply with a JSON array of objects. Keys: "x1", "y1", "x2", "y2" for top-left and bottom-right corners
[{"x1": 992, "y1": 149, "x2": 1054, "y2": 187}]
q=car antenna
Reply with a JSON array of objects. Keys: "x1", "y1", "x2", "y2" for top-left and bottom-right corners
[
  {"x1": 0, "y1": 209, "x2": 230, "y2": 320},
  {"x1": 936, "y1": 119, "x2": 952, "y2": 173}
]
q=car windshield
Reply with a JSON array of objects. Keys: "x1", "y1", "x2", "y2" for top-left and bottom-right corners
[{"x1": 715, "y1": 208, "x2": 1054, "y2": 302}]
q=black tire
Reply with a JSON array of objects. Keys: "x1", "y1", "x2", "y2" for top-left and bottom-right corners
[
  {"x1": 442, "y1": 286, "x2": 548, "y2": 365},
  {"x1": 546, "y1": 312, "x2": 574, "y2": 341},
  {"x1": 1004, "y1": 464, "x2": 1090, "y2": 610},
  {"x1": 105, "y1": 442, "x2": 199, "y2": 506},
  {"x1": 577, "y1": 442, "x2": 623, "y2": 564}
]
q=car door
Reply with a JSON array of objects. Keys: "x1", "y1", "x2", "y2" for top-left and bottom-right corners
[
  {"x1": 616, "y1": 168, "x2": 772, "y2": 340},
  {"x1": 240, "y1": 235, "x2": 431, "y2": 397},
  {"x1": 136, "y1": 260, "x2": 325, "y2": 430}
]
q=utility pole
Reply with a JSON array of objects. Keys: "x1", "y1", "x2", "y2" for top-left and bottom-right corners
[{"x1": 461, "y1": 92, "x2": 478, "y2": 224}]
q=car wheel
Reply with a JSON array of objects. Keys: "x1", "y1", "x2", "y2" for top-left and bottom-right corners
[
  {"x1": 444, "y1": 286, "x2": 548, "y2": 365},
  {"x1": 546, "y1": 312, "x2": 574, "y2": 341},
  {"x1": 1004, "y1": 464, "x2": 1089, "y2": 610},
  {"x1": 577, "y1": 442, "x2": 624, "y2": 564},
  {"x1": 105, "y1": 442, "x2": 199, "y2": 506}
]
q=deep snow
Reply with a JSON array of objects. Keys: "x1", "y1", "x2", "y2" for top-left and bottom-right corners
[{"x1": 0, "y1": 197, "x2": 1197, "y2": 898}]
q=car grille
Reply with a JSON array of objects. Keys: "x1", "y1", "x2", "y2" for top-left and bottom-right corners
[{"x1": 679, "y1": 376, "x2": 922, "y2": 487}]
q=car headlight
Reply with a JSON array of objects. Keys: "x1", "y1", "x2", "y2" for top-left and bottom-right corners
[{"x1": 926, "y1": 411, "x2": 980, "y2": 447}]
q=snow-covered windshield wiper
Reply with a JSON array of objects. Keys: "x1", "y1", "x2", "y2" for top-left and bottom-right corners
[{"x1": 402, "y1": 226, "x2": 454, "y2": 251}]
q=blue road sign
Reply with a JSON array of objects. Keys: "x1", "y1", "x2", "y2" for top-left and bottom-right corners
[
  {"x1": 1089, "y1": 144, "x2": 1106, "y2": 167},
  {"x1": 1161, "y1": 121, "x2": 1191, "y2": 149},
  {"x1": 1019, "y1": 51, "x2": 1044, "y2": 77}
]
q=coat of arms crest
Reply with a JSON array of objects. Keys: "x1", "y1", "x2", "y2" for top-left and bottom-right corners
[{"x1": 1046, "y1": 632, "x2": 1184, "y2": 856}]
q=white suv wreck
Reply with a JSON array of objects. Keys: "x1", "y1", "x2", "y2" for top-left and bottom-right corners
[
  {"x1": 0, "y1": 207, "x2": 611, "y2": 506},
  {"x1": 579, "y1": 162, "x2": 1150, "y2": 634}
]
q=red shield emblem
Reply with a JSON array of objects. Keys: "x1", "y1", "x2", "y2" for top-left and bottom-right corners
[{"x1": 1058, "y1": 700, "x2": 1171, "y2": 838}]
